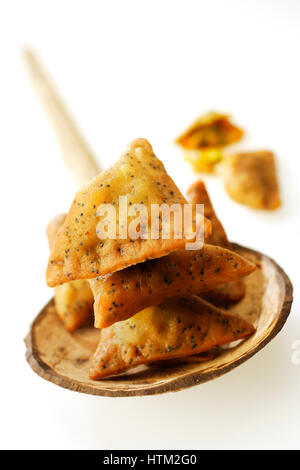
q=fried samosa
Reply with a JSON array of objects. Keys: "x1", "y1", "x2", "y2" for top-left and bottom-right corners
[
  {"x1": 89, "y1": 296, "x2": 255, "y2": 379},
  {"x1": 46, "y1": 138, "x2": 211, "y2": 287},
  {"x1": 53, "y1": 280, "x2": 94, "y2": 331},
  {"x1": 186, "y1": 180, "x2": 229, "y2": 247},
  {"x1": 46, "y1": 214, "x2": 94, "y2": 331},
  {"x1": 218, "y1": 151, "x2": 281, "y2": 210},
  {"x1": 176, "y1": 112, "x2": 244, "y2": 150},
  {"x1": 90, "y1": 244, "x2": 256, "y2": 328},
  {"x1": 176, "y1": 112, "x2": 244, "y2": 173},
  {"x1": 186, "y1": 180, "x2": 247, "y2": 306}
]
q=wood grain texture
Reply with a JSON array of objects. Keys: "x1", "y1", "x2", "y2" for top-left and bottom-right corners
[{"x1": 25, "y1": 244, "x2": 293, "y2": 397}]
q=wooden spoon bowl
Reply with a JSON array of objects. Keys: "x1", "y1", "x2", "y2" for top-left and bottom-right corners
[{"x1": 25, "y1": 244, "x2": 293, "y2": 397}]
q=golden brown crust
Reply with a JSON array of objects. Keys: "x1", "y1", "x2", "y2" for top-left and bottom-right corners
[
  {"x1": 46, "y1": 214, "x2": 94, "y2": 331},
  {"x1": 186, "y1": 180, "x2": 229, "y2": 247},
  {"x1": 218, "y1": 151, "x2": 281, "y2": 210},
  {"x1": 201, "y1": 279, "x2": 246, "y2": 307},
  {"x1": 186, "y1": 180, "x2": 247, "y2": 307},
  {"x1": 91, "y1": 244, "x2": 256, "y2": 328},
  {"x1": 46, "y1": 138, "x2": 211, "y2": 287},
  {"x1": 89, "y1": 296, "x2": 255, "y2": 379},
  {"x1": 53, "y1": 281, "x2": 94, "y2": 331},
  {"x1": 46, "y1": 213, "x2": 67, "y2": 251}
]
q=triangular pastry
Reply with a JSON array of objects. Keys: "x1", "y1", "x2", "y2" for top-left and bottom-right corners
[
  {"x1": 218, "y1": 151, "x2": 281, "y2": 210},
  {"x1": 46, "y1": 214, "x2": 94, "y2": 331},
  {"x1": 46, "y1": 138, "x2": 211, "y2": 287},
  {"x1": 89, "y1": 296, "x2": 255, "y2": 379},
  {"x1": 91, "y1": 244, "x2": 255, "y2": 328},
  {"x1": 186, "y1": 180, "x2": 229, "y2": 247}
]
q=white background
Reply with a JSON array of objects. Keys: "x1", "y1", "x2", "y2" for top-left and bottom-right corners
[{"x1": 0, "y1": 0, "x2": 299, "y2": 450}]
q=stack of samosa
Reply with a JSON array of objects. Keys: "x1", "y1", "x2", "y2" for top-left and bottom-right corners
[{"x1": 46, "y1": 139, "x2": 256, "y2": 379}]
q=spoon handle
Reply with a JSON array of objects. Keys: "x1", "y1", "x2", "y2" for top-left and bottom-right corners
[{"x1": 23, "y1": 48, "x2": 101, "y2": 186}]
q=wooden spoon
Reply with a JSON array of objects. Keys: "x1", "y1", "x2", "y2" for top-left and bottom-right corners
[
  {"x1": 23, "y1": 49, "x2": 101, "y2": 185},
  {"x1": 23, "y1": 50, "x2": 293, "y2": 396},
  {"x1": 25, "y1": 243, "x2": 292, "y2": 396}
]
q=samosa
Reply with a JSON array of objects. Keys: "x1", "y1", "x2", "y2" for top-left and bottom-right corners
[
  {"x1": 186, "y1": 180, "x2": 247, "y2": 306},
  {"x1": 186, "y1": 180, "x2": 229, "y2": 247},
  {"x1": 46, "y1": 214, "x2": 94, "y2": 331},
  {"x1": 46, "y1": 138, "x2": 211, "y2": 287},
  {"x1": 176, "y1": 112, "x2": 244, "y2": 150},
  {"x1": 176, "y1": 112, "x2": 244, "y2": 172},
  {"x1": 89, "y1": 296, "x2": 255, "y2": 379},
  {"x1": 218, "y1": 151, "x2": 281, "y2": 210},
  {"x1": 90, "y1": 244, "x2": 255, "y2": 328}
]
